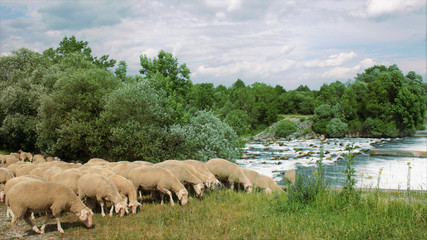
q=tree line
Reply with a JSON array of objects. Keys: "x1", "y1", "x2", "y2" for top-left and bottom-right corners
[{"x1": 0, "y1": 36, "x2": 425, "y2": 162}]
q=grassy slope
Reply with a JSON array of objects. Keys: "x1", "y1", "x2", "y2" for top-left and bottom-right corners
[{"x1": 1, "y1": 189, "x2": 425, "y2": 240}]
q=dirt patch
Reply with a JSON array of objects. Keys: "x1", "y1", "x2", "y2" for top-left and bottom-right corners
[{"x1": 0, "y1": 203, "x2": 79, "y2": 240}]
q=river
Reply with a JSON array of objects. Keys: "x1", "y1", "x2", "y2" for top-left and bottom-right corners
[{"x1": 236, "y1": 136, "x2": 427, "y2": 190}]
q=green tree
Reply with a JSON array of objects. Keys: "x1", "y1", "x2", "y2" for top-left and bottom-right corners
[
  {"x1": 188, "y1": 83, "x2": 215, "y2": 110},
  {"x1": 43, "y1": 35, "x2": 116, "y2": 68},
  {"x1": 37, "y1": 60, "x2": 120, "y2": 160}
]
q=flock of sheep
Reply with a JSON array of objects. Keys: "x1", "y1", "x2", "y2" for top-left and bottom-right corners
[{"x1": 0, "y1": 151, "x2": 288, "y2": 237}]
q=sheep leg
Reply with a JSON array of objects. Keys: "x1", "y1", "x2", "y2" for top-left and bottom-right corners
[
  {"x1": 55, "y1": 218, "x2": 64, "y2": 234},
  {"x1": 40, "y1": 212, "x2": 53, "y2": 234},
  {"x1": 161, "y1": 189, "x2": 174, "y2": 206},
  {"x1": 24, "y1": 214, "x2": 41, "y2": 234},
  {"x1": 99, "y1": 199, "x2": 106, "y2": 217},
  {"x1": 6, "y1": 207, "x2": 14, "y2": 219},
  {"x1": 109, "y1": 205, "x2": 114, "y2": 216}
]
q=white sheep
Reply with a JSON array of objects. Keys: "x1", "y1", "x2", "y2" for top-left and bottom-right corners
[
  {"x1": 77, "y1": 173, "x2": 128, "y2": 217},
  {"x1": 111, "y1": 162, "x2": 143, "y2": 179},
  {"x1": 2, "y1": 155, "x2": 20, "y2": 164},
  {"x1": 261, "y1": 174, "x2": 284, "y2": 192},
  {"x1": 104, "y1": 174, "x2": 141, "y2": 214},
  {"x1": 50, "y1": 169, "x2": 85, "y2": 194},
  {"x1": 0, "y1": 167, "x2": 15, "y2": 202},
  {"x1": 155, "y1": 162, "x2": 204, "y2": 198},
  {"x1": 183, "y1": 159, "x2": 221, "y2": 188},
  {"x1": 242, "y1": 168, "x2": 272, "y2": 194},
  {"x1": 3, "y1": 175, "x2": 44, "y2": 218},
  {"x1": 42, "y1": 166, "x2": 63, "y2": 181},
  {"x1": 32, "y1": 154, "x2": 47, "y2": 163},
  {"x1": 162, "y1": 160, "x2": 214, "y2": 190},
  {"x1": 15, "y1": 163, "x2": 38, "y2": 176},
  {"x1": 206, "y1": 158, "x2": 253, "y2": 193},
  {"x1": 129, "y1": 166, "x2": 188, "y2": 206},
  {"x1": 284, "y1": 169, "x2": 296, "y2": 185},
  {"x1": 6, "y1": 180, "x2": 93, "y2": 236}
]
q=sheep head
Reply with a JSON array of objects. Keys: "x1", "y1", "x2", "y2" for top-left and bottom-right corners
[
  {"x1": 177, "y1": 188, "x2": 188, "y2": 205},
  {"x1": 115, "y1": 201, "x2": 129, "y2": 217},
  {"x1": 78, "y1": 208, "x2": 93, "y2": 228},
  {"x1": 194, "y1": 183, "x2": 204, "y2": 198},
  {"x1": 128, "y1": 201, "x2": 142, "y2": 214},
  {"x1": 244, "y1": 183, "x2": 253, "y2": 193}
]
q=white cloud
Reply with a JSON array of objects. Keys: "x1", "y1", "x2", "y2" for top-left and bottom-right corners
[
  {"x1": 304, "y1": 51, "x2": 357, "y2": 68},
  {"x1": 351, "y1": 0, "x2": 426, "y2": 20}
]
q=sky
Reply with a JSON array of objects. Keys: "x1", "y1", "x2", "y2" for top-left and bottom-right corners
[{"x1": 0, "y1": 0, "x2": 426, "y2": 90}]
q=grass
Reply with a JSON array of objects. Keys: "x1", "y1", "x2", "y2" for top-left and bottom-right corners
[{"x1": 1, "y1": 189, "x2": 425, "y2": 239}]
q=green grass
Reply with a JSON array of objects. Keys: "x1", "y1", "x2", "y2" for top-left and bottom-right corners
[{"x1": 2, "y1": 189, "x2": 425, "y2": 239}]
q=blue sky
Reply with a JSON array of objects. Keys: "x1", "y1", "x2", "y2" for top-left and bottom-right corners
[{"x1": 0, "y1": 0, "x2": 425, "y2": 90}]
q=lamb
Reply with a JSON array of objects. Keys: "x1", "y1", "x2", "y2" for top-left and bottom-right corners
[
  {"x1": 18, "y1": 150, "x2": 33, "y2": 162},
  {"x1": 77, "y1": 173, "x2": 128, "y2": 217},
  {"x1": 6, "y1": 180, "x2": 93, "y2": 235},
  {"x1": 103, "y1": 174, "x2": 141, "y2": 214},
  {"x1": 184, "y1": 159, "x2": 221, "y2": 188},
  {"x1": 242, "y1": 168, "x2": 272, "y2": 194},
  {"x1": 155, "y1": 162, "x2": 204, "y2": 198},
  {"x1": 206, "y1": 158, "x2": 253, "y2": 193},
  {"x1": 129, "y1": 166, "x2": 188, "y2": 206}
]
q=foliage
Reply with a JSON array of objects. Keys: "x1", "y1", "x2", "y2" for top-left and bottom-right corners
[
  {"x1": 274, "y1": 120, "x2": 298, "y2": 138},
  {"x1": 169, "y1": 110, "x2": 243, "y2": 161},
  {"x1": 341, "y1": 146, "x2": 359, "y2": 202},
  {"x1": 326, "y1": 118, "x2": 348, "y2": 137}
]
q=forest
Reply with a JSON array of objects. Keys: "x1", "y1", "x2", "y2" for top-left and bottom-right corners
[{"x1": 0, "y1": 36, "x2": 426, "y2": 162}]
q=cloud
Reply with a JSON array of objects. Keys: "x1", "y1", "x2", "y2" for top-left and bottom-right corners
[
  {"x1": 37, "y1": 0, "x2": 132, "y2": 30},
  {"x1": 304, "y1": 51, "x2": 357, "y2": 68},
  {"x1": 351, "y1": 0, "x2": 426, "y2": 20}
]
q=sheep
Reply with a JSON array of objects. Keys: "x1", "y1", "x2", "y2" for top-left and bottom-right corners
[
  {"x1": 77, "y1": 173, "x2": 128, "y2": 217},
  {"x1": 86, "y1": 158, "x2": 110, "y2": 166},
  {"x1": 3, "y1": 175, "x2": 44, "y2": 218},
  {"x1": 3, "y1": 155, "x2": 20, "y2": 164},
  {"x1": 162, "y1": 160, "x2": 214, "y2": 190},
  {"x1": 9, "y1": 152, "x2": 21, "y2": 159},
  {"x1": 103, "y1": 174, "x2": 141, "y2": 214},
  {"x1": 206, "y1": 158, "x2": 253, "y2": 193},
  {"x1": 0, "y1": 167, "x2": 15, "y2": 183},
  {"x1": 111, "y1": 162, "x2": 143, "y2": 179},
  {"x1": 242, "y1": 168, "x2": 272, "y2": 194},
  {"x1": 6, "y1": 180, "x2": 93, "y2": 236},
  {"x1": 284, "y1": 169, "x2": 296, "y2": 185},
  {"x1": 0, "y1": 167, "x2": 15, "y2": 202},
  {"x1": 29, "y1": 166, "x2": 52, "y2": 178},
  {"x1": 155, "y1": 162, "x2": 204, "y2": 198},
  {"x1": 18, "y1": 150, "x2": 33, "y2": 162},
  {"x1": 129, "y1": 166, "x2": 188, "y2": 206},
  {"x1": 32, "y1": 154, "x2": 47, "y2": 163},
  {"x1": 50, "y1": 170, "x2": 85, "y2": 194},
  {"x1": 42, "y1": 166, "x2": 63, "y2": 181},
  {"x1": 15, "y1": 163, "x2": 38, "y2": 176},
  {"x1": 6, "y1": 161, "x2": 25, "y2": 175},
  {"x1": 184, "y1": 159, "x2": 221, "y2": 188},
  {"x1": 261, "y1": 174, "x2": 284, "y2": 192}
]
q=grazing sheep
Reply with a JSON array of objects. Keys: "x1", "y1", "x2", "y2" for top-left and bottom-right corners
[
  {"x1": 104, "y1": 174, "x2": 141, "y2": 214},
  {"x1": 0, "y1": 167, "x2": 15, "y2": 202},
  {"x1": 3, "y1": 155, "x2": 20, "y2": 164},
  {"x1": 111, "y1": 162, "x2": 142, "y2": 179},
  {"x1": 9, "y1": 152, "x2": 20, "y2": 159},
  {"x1": 184, "y1": 160, "x2": 221, "y2": 188},
  {"x1": 6, "y1": 180, "x2": 93, "y2": 236},
  {"x1": 42, "y1": 167, "x2": 63, "y2": 181},
  {"x1": 155, "y1": 162, "x2": 204, "y2": 198},
  {"x1": 0, "y1": 167, "x2": 15, "y2": 183},
  {"x1": 77, "y1": 173, "x2": 128, "y2": 217},
  {"x1": 29, "y1": 166, "x2": 52, "y2": 178},
  {"x1": 86, "y1": 158, "x2": 109, "y2": 165},
  {"x1": 242, "y1": 168, "x2": 272, "y2": 194},
  {"x1": 3, "y1": 175, "x2": 44, "y2": 218},
  {"x1": 6, "y1": 162, "x2": 25, "y2": 175},
  {"x1": 32, "y1": 154, "x2": 46, "y2": 163},
  {"x1": 163, "y1": 160, "x2": 214, "y2": 190},
  {"x1": 261, "y1": 174, "x2": 284, "y2": 192},
  {"x1": 284, "y1": 169, "x2": 296, "y2": 185},
  {"x1": 15, "y1": 163, "x2": 38, "y2": 176},
  {"x1": 129, "y1": 166, "x2": 188, "y2": 206},
  {"x1": 18, "y1": 150, "x2": 33, "y2": 162},
  {"x1": 206, "y1": 158, "x2": 252, "y2": 193},
  {"x1": 50, "y1": 170, "x2": 84, "y2": 194}
]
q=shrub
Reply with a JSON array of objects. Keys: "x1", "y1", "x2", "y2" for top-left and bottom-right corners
[
  {"x1": 274, "y1": 120, "x2": 298, "y2": 137},
  {"x1": 326, "y1": 118, "x2": 348, "y2": 137}
]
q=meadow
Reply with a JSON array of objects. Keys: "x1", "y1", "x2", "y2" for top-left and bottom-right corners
[{"x1": 1, "y1": 188, "x2": 426, "y2": 240}]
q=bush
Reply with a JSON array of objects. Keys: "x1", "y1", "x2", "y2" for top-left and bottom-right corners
[
  {"x1": 169, "y1": 110, "x2": 243, "y2": 161},
  {"x1": 275, "y1": 120, "x2": 298, "y2": 137},
  {"x1": 326, "y1": 118, "x2": 348, "y2": 137}
]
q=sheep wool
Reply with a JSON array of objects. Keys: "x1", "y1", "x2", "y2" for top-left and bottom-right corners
[{"x1": 206, "y1": 158, "x2": 253, "y2": 193}]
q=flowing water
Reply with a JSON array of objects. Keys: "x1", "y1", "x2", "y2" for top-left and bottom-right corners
[{"x1": 237, "y1": 136, "x2": 427, "y2": 190}]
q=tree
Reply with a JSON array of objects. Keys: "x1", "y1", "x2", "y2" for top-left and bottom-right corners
[
  {"x1": 43, "y1": 35, "x2": 116, "y2": 68},
  {"x1": 101, "y1": 80, "x2": 173, "y2": 162},
  {"x1": 37, "y1": 62, "x2": 120, "y2": 160},
  {"x1": 188, "y1": 83, "x2": 215, "y2": 110}
]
